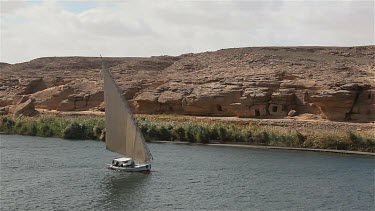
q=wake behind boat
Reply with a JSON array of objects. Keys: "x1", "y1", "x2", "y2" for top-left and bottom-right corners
[{"x1": 101, "y1": 58, "x2": 153, "y2": 172}]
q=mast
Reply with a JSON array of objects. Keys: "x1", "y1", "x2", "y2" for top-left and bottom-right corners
[{"x1": 101, "y1": 58, "x2": 153, "y2": 163}]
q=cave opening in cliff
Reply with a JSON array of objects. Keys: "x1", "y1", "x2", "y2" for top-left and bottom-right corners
[
  {"x1": 169, "y1": 106, "x2": 173, "y2": 111},
  {"x1": 255, "y1": 109, "x2": 260, "y2": 117},
  {"x1": 217, "y1": 104, "x2": 222, "y2": 111},
  {"x1": 368, "y1": 94, "x2": 371, "y2": 100},
  {"x1": 272, "y1": 106, "x2": 278, "y2": 112}
]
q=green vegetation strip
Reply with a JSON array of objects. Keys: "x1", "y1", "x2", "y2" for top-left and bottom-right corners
[{"x1": 1, "y1": 115, "x2": 374, "y2": 153}]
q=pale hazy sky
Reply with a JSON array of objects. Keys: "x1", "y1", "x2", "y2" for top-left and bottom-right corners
[{"x1": 1, "y1": 0, "x2": 374, "y2": 64}]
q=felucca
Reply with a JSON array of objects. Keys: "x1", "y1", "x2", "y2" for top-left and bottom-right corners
[{"x1": 101, "y1": 59, "x2": 153, "y2": 172}]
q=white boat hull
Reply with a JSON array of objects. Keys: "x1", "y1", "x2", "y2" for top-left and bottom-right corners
[{"x1": 107, "y1": 163, "x2": 151, "y2": 172}]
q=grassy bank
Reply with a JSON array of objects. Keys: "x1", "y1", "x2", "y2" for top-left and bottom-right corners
[{"x1": 1, "y1": 115, "x2": 374, "y2": 152}]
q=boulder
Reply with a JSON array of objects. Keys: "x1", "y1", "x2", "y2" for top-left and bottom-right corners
[
  {"x1": 16, "y1": 95, "x2": 29, "y2": 104},
  {"x1": 17, "y1": 78, "x2": 47, "y2": 95},
  {"x1": 97, "y1": 102, "x2": 105, "y2": 112},
  {"x1": 12, "y1": 99, "x2": 38, "y2": 116},
  {"x1": 288, "y1": 110, "x2": 297, "y2": 117},
  {"x1": 31, "y1": 85, "x2": 74, "y2": 110},
  {"x1": 58, "y1": 99, "x2": 75, "y2": 111},
  {"x1": 87, "y1": 91, "x2": 104, "y2": 107},
  {"x1": 134, "y1": 92, "x2": 160, "y2": 113}
]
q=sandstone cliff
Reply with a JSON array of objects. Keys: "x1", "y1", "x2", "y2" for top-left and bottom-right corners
[{"x1": 1, "y1": 46, "x2": 374, "y2": 122}]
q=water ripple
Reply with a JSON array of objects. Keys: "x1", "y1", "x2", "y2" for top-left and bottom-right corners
[{"x1": 1, "y1": 135, "x2": 374, "y2": 210}]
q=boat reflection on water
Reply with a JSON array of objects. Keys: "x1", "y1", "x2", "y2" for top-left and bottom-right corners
[{"x1": 99, "y1": 172, "x2": 152, "y2": 210}]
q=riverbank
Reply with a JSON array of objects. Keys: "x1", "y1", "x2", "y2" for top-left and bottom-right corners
[
  {"x1": 0, "y1": 114, "x2": 374, "y2": 153},
  {"x1": 153, "y1": 141, "x2": 375, "y2": 156}
]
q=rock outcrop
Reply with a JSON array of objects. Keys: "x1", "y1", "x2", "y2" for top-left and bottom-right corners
[
  {"x1": 0, "y1": 46, "x2": 374, "y2": 122},
  {"x1": 11, "y1": 98, "x2": 38, "y2": 117}
]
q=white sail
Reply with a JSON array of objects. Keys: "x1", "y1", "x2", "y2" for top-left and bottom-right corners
[{"x1": 101, "y1": 61, "x2": 152, "y2": 164}]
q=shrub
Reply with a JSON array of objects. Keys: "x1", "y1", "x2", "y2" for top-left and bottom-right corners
[
  {"x1": 254, "y1": 131, "x2": 270, "y2": 145},
  {"x1": 40, "y1": 124, "x2": 54, "y2": 137},
  {"x1": 295, "y1": 131, "x2": 305, "y2": 147},
  {"x1": 19, "y1": 124, "x2": 29, "y2": 135},
  {"x1": 218, "y1": 126, "x2": 227, "y2": 143},
  {"x1": 30, "y1": 124, "x2": 38, "y2": 136},
  {"x1": 0, "y1": 117, "x2": 15, "y2": 133},
  {"x1": 185, "y1": 126, "x2": 196, "y2": 143},
  {"x1": 138, "y1": 121, "x2": 149, "y2": 135},
  {"x1": 348, "y1": 131, "x2": 364, "y2": 149},
  {"x1": 144, "y1": 124, "x2": 160, "y2": 141},
  {"x1": 85, "y1": 128, "x2": 96, "y2": 140},
  {"x1": 364, "y1": 138, "x2": 375, "y2": 152},
  {"x1": 62, "y1": 122, "x2": 86, "y2": 139},
  {"x1": 324, "y1": 136, "x2": 340, "y2": 149},
  {"x1": 159, "y1": 126, "x2": 172, "y2": 141},
  {"x1": 208, "y1": 126, "x2": 219, "y2": 141},
  {"x1": 173, "y1": 127, "x2": 186, "y2": 142},
  {"x1": 1, "y1": 114, "x2": 374, "y2": 153},
  {"x1": 348, "y1": 131, "x2": 375, "y2": 152},
  {"x1": 242, "y1": 130, "x2": 253, "y2": 143},
  {"x1": 228, "y1": 130, "x2": 243, "y2": 142},
  {"x1": 195, "y1": 126, "x2": 210, "y2": 144},
  {"x1": 93, "y1": 125, "x2": 104, "y2": 140},
  {"x1": 14, "y1": 122, "x2": 24, "y2": 134},
  {"x1": 11, "y1": 121, "x2": 39, "y2": 136}
]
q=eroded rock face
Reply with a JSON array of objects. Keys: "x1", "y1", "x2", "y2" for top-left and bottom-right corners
[
  {"x1": 310, "y1": 90, "x2": 355, "y2": 121},
  {"x1": 17, "y1": 78, "x2": 47, "y2": 95},
  {"x1": 11, "y1": 99, "x2": 38, "y2": 117},
  {"x1": 57, "y1": 90, "x2": 103, "y2": 111},
  {"x1": 351, "y1": 90, "x2": 375, "y2": 122},
  {"x1": 1, "y1": 46, "x2": 374, "y2": 122},
  {"x1": 30, "y1": 85, "x2": 74, "y2": 110}
]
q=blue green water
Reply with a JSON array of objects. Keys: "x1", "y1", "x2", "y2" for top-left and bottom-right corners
[{"x1": 1, "y1": 135, "x2": 374, "y2": 210}]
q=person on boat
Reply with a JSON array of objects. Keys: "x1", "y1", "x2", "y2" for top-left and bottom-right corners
[{"x1": 127, "y1": 160, "x2": 135, "y2": 168}]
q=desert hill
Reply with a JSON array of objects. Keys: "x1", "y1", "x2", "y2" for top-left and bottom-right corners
[{"x1": 1, "y1": 46, "x2": 374, "y2": 122}]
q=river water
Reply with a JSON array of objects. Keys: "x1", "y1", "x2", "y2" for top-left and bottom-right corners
[{"x1": 0, "y1": 135, "x2": 374, "y2": 210}]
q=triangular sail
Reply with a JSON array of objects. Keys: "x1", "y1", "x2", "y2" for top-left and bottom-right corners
[{"x1": 101, "y1": 60, "x2": 152, "y2": 164}]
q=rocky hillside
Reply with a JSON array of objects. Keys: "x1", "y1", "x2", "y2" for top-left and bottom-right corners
[{"x1": 1, "y1": 46, "x2": 374, "y2": 122}]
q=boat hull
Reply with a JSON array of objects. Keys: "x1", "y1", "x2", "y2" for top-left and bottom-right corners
[{"x1": 106, "y1": 164, "x2": 151, "y2": 172}]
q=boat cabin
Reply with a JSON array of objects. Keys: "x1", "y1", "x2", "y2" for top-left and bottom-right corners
[{"x1": 112, "y1": 157, "x2": 135, "y2": 167}]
